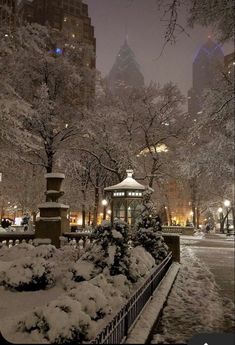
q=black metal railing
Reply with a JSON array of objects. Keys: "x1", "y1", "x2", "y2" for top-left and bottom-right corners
[{"x1": 90, "y1": 252, "x2": 173, "y2": 344}]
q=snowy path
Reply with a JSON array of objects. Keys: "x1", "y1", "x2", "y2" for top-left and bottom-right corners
[{"x1": 151, "y1": 240, "x2": 235, "y2": 344}]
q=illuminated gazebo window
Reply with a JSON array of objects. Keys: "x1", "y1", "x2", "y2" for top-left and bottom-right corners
[{"x1": 104, "y1": 170, "x2": 148, "y2": 226}]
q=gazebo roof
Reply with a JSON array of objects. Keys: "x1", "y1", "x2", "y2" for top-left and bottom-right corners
[{"x1": 104, "y1": 170, "x2": 146, "y2": 191}]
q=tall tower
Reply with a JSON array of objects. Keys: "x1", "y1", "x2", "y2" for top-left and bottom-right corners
[
  {"x1": 17, "y1": 0, "x2": 96, "y2": 107},
  {"x1": 17, "y1": 1, "x2": 96, "y2": 68},
  {"x1": 188, "y1": 37, "x2": 224, "y2": 117},
  {"x1": 108, "y1": 39, "x2": 144, "y2": 93}
]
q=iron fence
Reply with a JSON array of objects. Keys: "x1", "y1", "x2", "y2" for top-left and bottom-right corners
[{"x1": 90, "y1": 252, "x2": 173, "y2": 344}]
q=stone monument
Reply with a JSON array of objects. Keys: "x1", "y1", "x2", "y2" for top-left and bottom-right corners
[{"x1": 35, "y1": 173, "x2": 70, "y2": 247}]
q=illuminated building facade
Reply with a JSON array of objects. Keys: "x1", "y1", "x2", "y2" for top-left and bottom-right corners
[{"x1": 19, "y1": 0, "x2": 96, "y2": 67}]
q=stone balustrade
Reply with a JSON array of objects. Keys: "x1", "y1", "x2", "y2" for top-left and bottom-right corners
[{"x1": 0, "y1": 232, "x2": 35, "y2": 247}]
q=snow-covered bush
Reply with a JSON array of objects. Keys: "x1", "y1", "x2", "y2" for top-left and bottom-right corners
[
  {"x1": 129, "y1": 246, "x2": 155, "y2": 282},
  {"x1": 17, "y1": 296, "x2": 96, "y2": 344},
  {"x1": 0, "y1": 257, "x2": 55, "y2": 291},
  {"x1": 0, "y1": 242, "x2": 35, "y2": 261},
  {"x1": 68, "y1": 281, "x2": 112, "y2": 321},
  {"x1": 71, "y1": 220, "x2": 132, "y2": 283},
  {"x1": 32, "y1": 244, "x2": 57, "y2": 259},
  {"x1": 133, "y1": 188, "x2": 169, "y2": 264},
  {"x1": 94, "y1": 219, "x2": 131, "y2": 277},
  {"x1": 90, "y1": 273, "x2": 129, "y2": 311}
]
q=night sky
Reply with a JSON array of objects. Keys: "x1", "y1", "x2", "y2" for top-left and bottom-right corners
[{"x1": 85, "y1": 0, "x2": 233, "y2": 96}]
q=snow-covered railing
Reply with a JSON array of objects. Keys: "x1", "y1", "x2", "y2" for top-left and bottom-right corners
[
  {"x1": 0, "y1": 232, "x2": 35, "y2": 247},
  {"x1": 90, "y1": 252, "x2": 173, "y2": 344},
  {"x1": 162, "y1": 226, "x2": 195, "y2": 235},
  {"x1": 62, "y1": 232, "x2": 95, "y2": 249}
]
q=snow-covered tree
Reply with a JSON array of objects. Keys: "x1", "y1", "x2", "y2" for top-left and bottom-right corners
[
  {"x1": 0, "y1": 23, "x2": 94, "y2": 173},
  {"x1": 133, "y1": 188, "x2": 169, "y2": 264},
  {"x1": 157, "y1": 0, "x2": 234, "y2": 50}
]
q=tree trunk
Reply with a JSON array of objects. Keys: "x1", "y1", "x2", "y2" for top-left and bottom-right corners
[
  {"x1": 93, "y1": 172, "x2": 100, "y2": 226},
  {"x1": 231, "y1": 206, "x2": 235, "y2": 233},
  {"x1": 196, "y1": 206, "x2": 200, "y2": 229},
  {"x1": 32, "y1": 211, "x2": 37, "y2": 224},
  {"x1": 81, "y1": 190, "x2": 86, "y2": 228},
  {"x1": 88, "y1": 208, "x2": 91, "y2": 226}
]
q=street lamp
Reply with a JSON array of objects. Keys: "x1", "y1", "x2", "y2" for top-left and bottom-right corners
[
  {"x1": 224, "y1": 200, "x2": 231, "y2": 235},
  {"x1": 102, "y1": 199, "x2": 108, "y2": 220}
]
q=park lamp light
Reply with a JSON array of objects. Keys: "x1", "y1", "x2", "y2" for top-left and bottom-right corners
[
  {"x1": 218, "y1": 207, "x2": 223, "y2": 213},
  {"x1": 102, "y1": 199, "x2": 108, "y2": 206},
  {"x1": 224, "y1": 200, "x2": 231, "y2": 208}
]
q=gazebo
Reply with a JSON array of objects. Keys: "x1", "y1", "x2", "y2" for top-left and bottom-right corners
[{"x1": 104, "y1": 169, "x2": 147, "y2": 226}]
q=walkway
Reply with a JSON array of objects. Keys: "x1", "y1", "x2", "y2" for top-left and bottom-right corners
[{"x1": 151, "y1": 234, "x2": 235, "y2": 344}]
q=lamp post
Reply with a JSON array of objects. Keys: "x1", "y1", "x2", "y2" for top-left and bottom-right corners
[
  {"x1": 102, "y1": 199, "x2": 108, "y2": 220},
  {"x1": 224, "y1": 200, "x2": 231, "y2": 235},
  {"x1": 218, "y1": 207, "x2": 223, "y2": 233}
]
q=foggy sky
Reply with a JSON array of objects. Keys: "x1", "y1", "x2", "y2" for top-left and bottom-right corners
[{"x1": 85, "y1": 0, "x2": 233, "y2": 96}]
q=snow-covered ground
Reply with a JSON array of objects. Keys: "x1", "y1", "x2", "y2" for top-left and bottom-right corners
[
  {"x1": 151, "y1": 246, "x2": 235, "y2": 344},
  {"x1": 0, "y1": 230, "x2": 159, "y2": 344}
]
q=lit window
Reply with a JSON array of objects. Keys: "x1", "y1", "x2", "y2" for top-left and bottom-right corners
[{"x1": 72, "y1": 33, "x2": 75, "y2": 38}]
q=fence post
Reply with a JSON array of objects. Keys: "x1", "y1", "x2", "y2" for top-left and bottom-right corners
[{"x1": 124, "y1": 303, "x2": 129, "y2": 337}]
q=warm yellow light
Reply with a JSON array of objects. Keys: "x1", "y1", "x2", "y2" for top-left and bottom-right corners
[{"x1": 218, "y1": 207, "x2": 223, "y2": 213}]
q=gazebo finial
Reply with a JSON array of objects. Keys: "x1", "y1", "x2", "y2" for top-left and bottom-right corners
[{"x1": 126, "y1": 169, "x2": 134, "y2": 178}]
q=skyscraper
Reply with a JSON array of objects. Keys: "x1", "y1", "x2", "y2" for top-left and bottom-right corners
[
  {"x1": 108, "y1": 39, "x2": 144, "y2": 93},
  {"x1": 188, "y1": 37, "x2": 224, "y2": 117},
  {"x1": 18, "y1": 0, "x2": 96, "y2": 67}
]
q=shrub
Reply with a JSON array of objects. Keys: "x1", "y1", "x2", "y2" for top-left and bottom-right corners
[
  {"x1": 133, "y1": 188, "x2": 168, "y2": 264},
  {"x1": 17, "y1": 296, "x2": 95, "y2": 344},
  {"x1": 0, "y1": 257, "x2": 55, "y2": 291}
]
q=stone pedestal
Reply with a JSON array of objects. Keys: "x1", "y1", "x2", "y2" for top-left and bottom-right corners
[{"x1": 35, "y1": 173, "x2": 70, "y2": 248}]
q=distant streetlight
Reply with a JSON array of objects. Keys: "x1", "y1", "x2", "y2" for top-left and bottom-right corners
[{"x1": 102, "y1": 199, "x2": 108, "y2": 220}]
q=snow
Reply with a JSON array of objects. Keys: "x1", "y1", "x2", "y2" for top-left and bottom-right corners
[
  {"x1": 151, "y1": 247, "x2": 235, "y2": 344},
  {"x1": 38, "y1": 217, "x2": 62, "y2": 221},
  {"x1": 126, "y1": 263, "x2": 180, "y2": 344},
  {"x1": 0, "y1": 223, "x2": 167, "y2": 344},
  {"x1": 104, "y1": 170, "x2": 146, "y2": 191},
  {"x1": 38, "y1": 202, "x2": 69, "y2": 209},
  {"x1": 112, "y1": 229, "x2": 123, "y2": 239},
  {"x1": 45, "y1": 173, "x2": 65, "y2": 179},
  {"x1": 129, "y1": 246, "x2": 155, "y2": 280}
]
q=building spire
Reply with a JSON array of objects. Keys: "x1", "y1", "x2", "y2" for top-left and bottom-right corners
[{"x1": 124, "y1": 23, "x2": 129, "y2": 44}]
